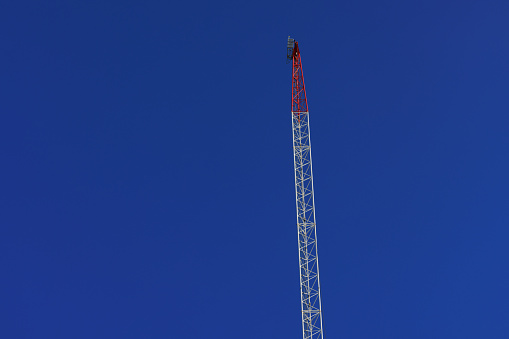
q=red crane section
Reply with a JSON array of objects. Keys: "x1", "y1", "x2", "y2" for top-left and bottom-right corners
[{"x1": 292, "y1": 41, "x2": 309, "y2": 117}]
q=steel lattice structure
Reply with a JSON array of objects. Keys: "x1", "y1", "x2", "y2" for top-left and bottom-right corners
[{"x1": 288, "y1": 37, "x2": 324, "y2": 339}]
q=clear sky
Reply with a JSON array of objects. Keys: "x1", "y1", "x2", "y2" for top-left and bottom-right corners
[{"x1": 1, "y1": 1, "x2": 509, "y2": 338}]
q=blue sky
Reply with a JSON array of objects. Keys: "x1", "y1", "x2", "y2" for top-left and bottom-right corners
[{"x1": 1, "y1": 1, "x2": 509, "y2": 338}]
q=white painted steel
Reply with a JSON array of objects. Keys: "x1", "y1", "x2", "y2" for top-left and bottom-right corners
[{"x1": 292, "y1": 111, "x2": 324, "y2": 339}]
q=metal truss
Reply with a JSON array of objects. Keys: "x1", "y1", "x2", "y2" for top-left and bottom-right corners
[
  {"x1": 290, "y1": 39, "x2": 324, "y2": 339},
  {"x1": 292, "y1": 110, "x2": 324, "y2": 339}
]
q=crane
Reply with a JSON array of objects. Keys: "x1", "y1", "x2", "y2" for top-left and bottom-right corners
[{"x1": 287, "y1": 36, "x2": 325, "y2": 339}]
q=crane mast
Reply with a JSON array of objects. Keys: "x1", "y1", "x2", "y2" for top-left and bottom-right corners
[{"x1": 287, "y1": 37, "x2": 324, "y2": 339}]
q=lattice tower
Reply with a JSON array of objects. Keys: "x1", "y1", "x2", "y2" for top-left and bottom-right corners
[{"x1": 287, "y1": 37, "x2": 324, "y2": 339}]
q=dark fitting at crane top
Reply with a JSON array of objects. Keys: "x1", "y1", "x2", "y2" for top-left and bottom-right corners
[{"x1": 287, "y1": 36, "x2": 295, "y2": 63}]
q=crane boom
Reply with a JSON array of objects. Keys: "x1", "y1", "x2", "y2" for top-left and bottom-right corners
[{"x1": 288, "y1": 37, "x2": 324, "y2": 339}]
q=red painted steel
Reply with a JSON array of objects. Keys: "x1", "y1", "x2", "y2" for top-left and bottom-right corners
[{"x1": 292, "y1": 41, "x2": 308, "y2": 119}]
